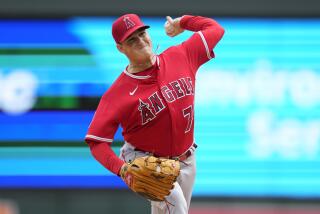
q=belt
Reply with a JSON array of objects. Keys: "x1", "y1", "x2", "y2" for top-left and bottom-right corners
[{"x1": 134, "y1": 143, "x2": 197, "y2": 161}]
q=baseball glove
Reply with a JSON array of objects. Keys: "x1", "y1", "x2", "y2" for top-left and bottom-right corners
[{"x1": 120, "y1": 156, "x2": 180, "y2": 201}]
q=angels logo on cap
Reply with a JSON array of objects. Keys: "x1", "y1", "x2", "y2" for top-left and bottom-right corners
[
  {"x1": 123, "y1": 16, "x2": 136, "y2": 29},
  {"x1": 112, "y1": 14, "x2": 150, "y2": 43}
]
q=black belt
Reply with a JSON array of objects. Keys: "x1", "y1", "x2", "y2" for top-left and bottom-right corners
[{"x1": 134, "y1": 143, "x2": 197, "y2": 161}]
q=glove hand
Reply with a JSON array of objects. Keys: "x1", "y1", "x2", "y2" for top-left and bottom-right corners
[
  {"x1": 164, "y1": 16, "x2": 184, "y2": 37},
  {"x1": 120, "y1": 163, "x2": 130, "y2": 184},
  {"x1": 120, "y1": 156, "x2": 180, "y2": 201}
]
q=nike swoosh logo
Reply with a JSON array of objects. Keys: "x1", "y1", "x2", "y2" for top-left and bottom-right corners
[{"x1": 129, "y1": 86, "x2": 138, "y2": 95}]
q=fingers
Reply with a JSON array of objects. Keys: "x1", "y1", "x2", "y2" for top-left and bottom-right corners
[
  {"x1": 166, "y1": 16, "x2": 174, "y2": 24},
  {"x1": 165, "y1": 16, "x2": 184, "y2": 37},
  {"x1": 166, "y1": 31, "x2": 175, "y2": 37},
  {"x1": 164, "y1": 16, "x2": 174, "y2": 37},
  {"x1": 165, "y1": 27, "x2": 174, "y2": 37},
  {"x1": 164, "y1": 16, "x2": 173, "y2": 29}
]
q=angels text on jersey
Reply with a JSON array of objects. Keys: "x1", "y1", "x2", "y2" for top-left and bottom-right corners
[{"x1": 138, "y1": 76, "x2": 194, "y2": 125}]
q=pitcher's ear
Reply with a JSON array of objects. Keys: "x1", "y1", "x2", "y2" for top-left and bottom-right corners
[{"x1": 117, "y1": 43, "x2": 124, "y2": 53}]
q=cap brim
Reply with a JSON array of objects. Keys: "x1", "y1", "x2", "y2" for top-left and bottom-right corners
[{"x1": 119, "y1": 25, "x2": 150, "y2": 43}]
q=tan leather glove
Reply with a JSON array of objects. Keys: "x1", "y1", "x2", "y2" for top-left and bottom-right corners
[{"x1": 120, "y1": 156, "x2": 180, "y2": 201}]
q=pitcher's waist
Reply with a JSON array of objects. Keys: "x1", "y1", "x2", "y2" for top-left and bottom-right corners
[{"x1": 134, "y1": 143, "x2": 197, "y2": 161}]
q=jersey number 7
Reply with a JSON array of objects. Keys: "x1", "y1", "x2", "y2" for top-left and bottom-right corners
[{"x1": 182, "y1": 105, "x2": 193, "y2": 133}]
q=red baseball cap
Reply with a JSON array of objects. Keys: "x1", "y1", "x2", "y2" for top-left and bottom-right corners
[{"x1": 112, "y1": 14, "x2": 150, "y2": 43}]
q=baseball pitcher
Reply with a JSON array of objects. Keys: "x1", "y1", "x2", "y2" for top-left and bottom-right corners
[{"x1": 85, "y1": 14, "x2": 224, "y2": 214}]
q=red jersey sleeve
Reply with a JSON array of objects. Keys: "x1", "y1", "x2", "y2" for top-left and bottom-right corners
[
  {"x1": 85, "y1": 90, "x2": 125, "y2": 175},
  {"x1": 179, "y1": 15, "x2": 225, "y2": 72},
  {"x1": 88, "y1": 141, "x2": 125, "y2": 175},
  {"x1": 85, "y1": 93, "x2": 121, "y2": 144}
]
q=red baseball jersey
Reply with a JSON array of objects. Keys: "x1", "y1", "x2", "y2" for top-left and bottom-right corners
[{"x1": 85, "y1": 15, "x2": 224, "y2": 174}]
